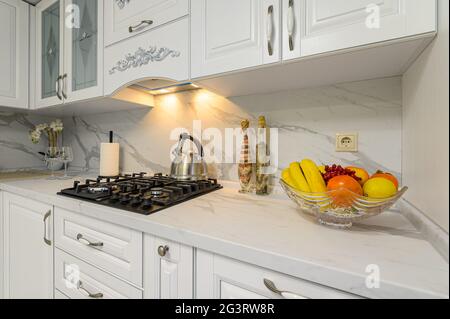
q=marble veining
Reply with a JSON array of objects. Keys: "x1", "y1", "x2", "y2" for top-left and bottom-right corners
[
  {"x1": 63, "y1": 77, "x2": 402, "y2": 183},
  {"x1": 0, "y1": 111, "x2": 53, "y2": 171}
]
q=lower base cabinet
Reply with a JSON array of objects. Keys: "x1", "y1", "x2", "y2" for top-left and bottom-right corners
[
  {"x1": 54, "y1": 289, "x2": 69, "y2": 299},
  {"x1": 2, "y1": 193, "x2": 53, "y2": 299},
  {"x1": 54, "y1": 249, "x2": 143, "y2": 299},
  {"x1": 143, "y1": 235, "x2": 194, "y2": 299},
  {"x1": 1, "y1": 191, "x2": 362, "y2": 300},
  {"x1": 196, "y1": 250, "x2": 359, "y2": 299}
]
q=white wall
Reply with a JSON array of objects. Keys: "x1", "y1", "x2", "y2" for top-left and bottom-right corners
[{"x1": 403, "y1": 0, "x2": 449, "y2": 232}]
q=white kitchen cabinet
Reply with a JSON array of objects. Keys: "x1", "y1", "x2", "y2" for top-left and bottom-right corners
[
  {"x1": 35, "y1": 0, "x2": 64, "y2": 108},
  {"x1": 55, "y1": 249, "x2": 143, "y2": 299},
  {"x1": 54, "y1": 289, "x2": 69, "y2": 299},
  {"x1": 0, "y1": 0, "x2": 29, "y2": 109},
  {"x1": 191, "y1": 0, "x2": 281, "y2": 79},
  {"x1": 35, "y1": 0, "x2": 103, "y2": 108},
  {"x1": 196, "y1": 251, "x2": 360, "y2": 299},
  {"x1": 143, "y1": 235, "x2": 193, "y2": 299},
  {"x1": 291, "y1": 0, "x2": 437, "y2": 59},
  {"x1": 104, "y1": 0, "x2": 189, "y2": 47},
  {"x1": 63, "y1": 0, "x2": 104, "y2": 103},
  {"x1": 2, "y1": 193, "x2": 53, "y2": 299},
  {"x1": 104, "y1": 17, "x2": 189, "y2": 96},
  {"x1": 54, "y1": 207, "x2": 143, "y2": 287}
]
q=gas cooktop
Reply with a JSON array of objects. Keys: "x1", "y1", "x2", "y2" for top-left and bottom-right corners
[{"x1": 58, "y1": 173, "x2": 222, "y2": 215}]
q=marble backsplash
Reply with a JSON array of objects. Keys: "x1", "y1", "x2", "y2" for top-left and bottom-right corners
[
  {"x1": 63, "y1": 76, "x2": 402, "y2": 182},
  {"x1": 0, "y1": 111, "x2": 52, "y2": 171}
]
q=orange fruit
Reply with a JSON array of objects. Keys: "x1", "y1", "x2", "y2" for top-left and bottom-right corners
[
  {"x1": 346, "y1": 166, "x2": 369, "y2": 186},
  {"x1": 327, "y1": 175, "x2": 363, "y2": 208},
  {"x1": 371, "y1": 171, "x2": 399, "y2": 189}
]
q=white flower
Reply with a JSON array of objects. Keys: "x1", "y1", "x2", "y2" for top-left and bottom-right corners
[
  {"x1": 50, "y1": 119, "x2": 63, "y2": 132},
  {"x1": 35, "y1": 123, "x2": 49, "y2": 132},
  {"x1": 29, "y1": 129, "x2": 42, "y2": 144}
]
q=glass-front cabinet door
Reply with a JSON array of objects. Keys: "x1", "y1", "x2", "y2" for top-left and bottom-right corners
[
  {"x1": 63, "y1": 0, "x2": 103, "y2": 103},
  {"x1": 36, "y1": 0, "x2": 64, "y2": 108},
  {"x1": 35, "y1": 0, "x2": 103, "y2": 108}
]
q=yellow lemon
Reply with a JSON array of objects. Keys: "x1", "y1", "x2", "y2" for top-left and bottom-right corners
[{"x1": 363, "y1": 178, "x2": 397, "y2": 199}]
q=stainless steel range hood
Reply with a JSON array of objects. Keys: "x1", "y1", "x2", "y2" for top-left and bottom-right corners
[{"x1": 129, "y1": 79, "x2": 200, "y2": 96}]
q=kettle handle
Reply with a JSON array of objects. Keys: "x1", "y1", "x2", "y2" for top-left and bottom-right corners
[{"x1": 178, "y1": 133, "x2": 204, "y2": 157}]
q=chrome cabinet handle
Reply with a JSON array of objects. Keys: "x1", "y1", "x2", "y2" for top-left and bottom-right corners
[
  {"x1": 263, "y1": 279, "x2": 307, "y2": 299},
  {"x1": 157, "y1": 245, "x2": 169, "y2": 257},
  {"x1": 128, "y1": 20, "x2": 153, "y2": 33},
  {"x1": 55, "y1": 75, "x2": 62, "y2": 100},
  {"x1": 267, "y1": 5, "x2": 274, "y2": 56},
  {"x1": 61, "y1": 74, "x2": 68, "y2": 99},
  {"x1": 287, "y1": 0, "x2": 295, "y2": 51},
  {"x1": 76, "y1": 234, "x2": 104, "y2": 248},
  {"x1": 43, "y1": 210, "x2": 52, "y2": 246},
  {"x1": 77, "y1": 281, "x2": 104, "y2": 299}
]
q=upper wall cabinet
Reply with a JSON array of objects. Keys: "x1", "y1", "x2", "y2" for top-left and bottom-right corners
[
  {"x1": 35, "y1": 0, "x2": 64, "y2": 108},
  {"x1": 191, "y1": 0, "x2": 281, "y2": 79},
  {"x1": 104, "y1": 17, "x2": 189, "y2": 96},
  {"x1": 104, "y1": 0, "x2": 189, "y2": 47},
  {"x1": 0, "y1": 0, "x2": 29, "y2": 109},
  {"x1": 35, "y1": 0, "x2": 103, "y2": 109},
  {"x1": 283, "y1": 0, "x2": 437, "y2": 60}
]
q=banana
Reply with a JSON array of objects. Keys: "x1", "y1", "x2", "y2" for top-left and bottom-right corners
[
  {"x1": 289, "y1": 162, "x2": 311, "y2": 192},
  {"x1": 300, "y1": 159, "x2": 327, "y2": 193},
  {"x1": 281, "y1": 168, "x2": 297, "y2": 189}
]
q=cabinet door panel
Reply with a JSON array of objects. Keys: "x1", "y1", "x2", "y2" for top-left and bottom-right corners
[
  {"x1": 191, "y1": 0, "x2": 264, "y2": 78},
  {"x1": 35, "y1": 0, "x2": 64, "y2": 108},
  {"x1": 2, "y1": 193, "x2": 53, "y2": 299},
  {"x1": 143, "y1": 235, "x2": 193, "y2": 299},
  {"x1": 55, "y1": 249, "x2": 143, "y2": 299},
  {"x1": 0, "y1": 0, "x2": 29, "y2": 109},
  {"x1": 301, "y1": 0, "x2": 436, "y2": 57},
  {"x1": 196, "y1": 251, "x2": 360, "y2": 299},
  {"x1": 64, "y1": 0, "x2": 103, "y2": 103},
  {"x1": 104, "y1": 17, "x2": 189, "y2": 96},
  {"x1": 220, "y1": 282, "x2": 268, "y2": 299},
  {"x1": 104, "y1": 0, "x2": 188, "y2": 46}
]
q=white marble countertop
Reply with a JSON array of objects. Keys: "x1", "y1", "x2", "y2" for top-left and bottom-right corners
[{"x1": 0, "y1": 176, "x2": 448, "y2": 299}]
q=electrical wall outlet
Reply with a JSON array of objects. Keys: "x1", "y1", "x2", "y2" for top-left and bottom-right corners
[{"x1": 336, "y1": 133, "x2": 358, "y2": 152}]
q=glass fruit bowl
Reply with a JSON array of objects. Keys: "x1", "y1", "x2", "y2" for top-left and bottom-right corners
[{"x1": 280, "y1": 179, "x2": 408, "y2": 228}]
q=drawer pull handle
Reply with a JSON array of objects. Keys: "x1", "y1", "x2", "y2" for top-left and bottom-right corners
[
  {"x1": 267, "y1": 5, "x2": 274, "y2": 56},
  {"x1": 43, "y1": 210, "x2": 52, "y2": 246},
  {"x1": 157, "y1": 245, "x2": 169, "y2": 257},
  {"x1": 128, "y1": 20, "x2": 153, "y2": 33},
  {"x1": 76, "y1": 234, "x2": 104, "y2": 248},
  {"x1": 287, "y1": 0, "x2": 295, "y2": 51},
  {"x1": 263, "y1": 279, "x2": 307, "y2": 299},
  {"x1": 77, "y1": 281, "x2": 104, "y2": 299}
]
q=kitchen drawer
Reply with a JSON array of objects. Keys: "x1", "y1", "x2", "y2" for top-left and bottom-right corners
[
  {"x1": 55, "y1": 249, "x2": 143, "y2": 299},
  {"x1": 54, "y1": 207, "x2": 142, "y2": 286},
  {"x1": 197, "y1": 251, "x2": 360, "y2": 299},
  {"x1": 104, "y1": 17, "x2": 189, "y2": 96},
  {"x1": 104, "y1": 0, "x2": 188, "y2": 47}
]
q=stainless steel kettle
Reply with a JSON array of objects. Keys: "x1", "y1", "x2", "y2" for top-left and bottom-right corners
[{"x1": 170, "y1": 133, "x2": 208, "y2": 181}]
